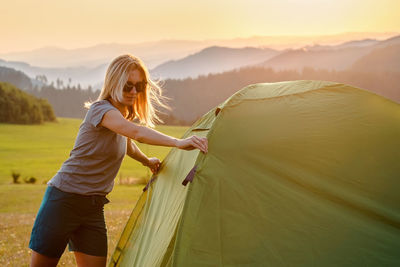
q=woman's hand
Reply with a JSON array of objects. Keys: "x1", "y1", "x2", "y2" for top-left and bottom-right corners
[
  {"x1": 176, "y1": 136, "x2": 208, "y2": 153},
  {"x1": 145, "y1": 157, "x2": 161, "y2": 174}
]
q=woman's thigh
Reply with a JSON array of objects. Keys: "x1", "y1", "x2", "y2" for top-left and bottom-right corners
[
  {"x1": 30, "y1": 250, "x2": 60, "y2": 267},
  {"x1": 74, "y1": 251, "x2": 107, "y2": 267}
]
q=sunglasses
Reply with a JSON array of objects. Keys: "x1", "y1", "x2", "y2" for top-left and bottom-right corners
[{"x1": 123, "y1": 81, "x2": 147, "y2": 93}]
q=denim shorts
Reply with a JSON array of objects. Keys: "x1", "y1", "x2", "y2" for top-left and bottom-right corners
[{"x1": 29, "y1": 186, "x2": 110, "y2": 258}]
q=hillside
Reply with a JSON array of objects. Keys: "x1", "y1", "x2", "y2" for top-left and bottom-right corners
[
  {"x1": 2, "y1": 65, "x2": 399, "y2": 125},
  {"x1": 0, "y1": 82, "x2": 56, "y2": 124},
  {"x1": 1, "y1": 32, "x2": 397, "y2": 69},
  {"x1": 151, "y1": 46, "x2": 279, "y2": 79},
  {"x1": 1, "y1": 34, "x2": 399, "y2": 125},
  {"x1": 258, "y1": 34, "x2": 400, "y2": 72},
  {"x1": 372, "y1": 34, "x2": 400, "y2": 48},
  {"x1": 0, "y1": 66, "x2": 32, "y2": 90},
  {"x1": 0, "y1": 41, "x2": 209, "y2": 69},
  {"x1": 351, "y1": 44, "x2": 400, "y2": 73},
  {"x1": 304, "y1": 38, "x2": 380, "y2": 51},
  {"x1": 160, "y1": 67, "x2": 400, "y2": 124},
  {"x1": 259, "y1": 46, "x2": 374, "y2": 71},
  {"x1": 1, "y1": 34, "x2": 399, "y2": 88},
  {"x1": 0, "y1": 59, "x2": 107, "y2": 88}
]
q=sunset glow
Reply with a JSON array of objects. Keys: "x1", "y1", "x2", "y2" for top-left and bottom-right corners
[{"x1": 1, "y1": 0, "x2": 399, "y2": 52}]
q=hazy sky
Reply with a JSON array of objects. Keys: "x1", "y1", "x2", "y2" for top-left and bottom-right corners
[{"x1": 1, "y1": 0, "x2": 399, "y2": 53}]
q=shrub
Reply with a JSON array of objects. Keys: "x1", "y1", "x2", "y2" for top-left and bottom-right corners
[
  {"x1": 0, "y1": 82, "x2": 56, "y2": 124},
  {"x1": 11, "y1": 171, "x2": 21, "y2": 184},
  {"x1": 24, "y1": 177, "x2": 37, "y2": 184}
]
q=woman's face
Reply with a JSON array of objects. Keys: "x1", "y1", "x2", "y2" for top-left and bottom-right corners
[{"x1": 121, "y1": 69, "x2": 144, "y2": 106}]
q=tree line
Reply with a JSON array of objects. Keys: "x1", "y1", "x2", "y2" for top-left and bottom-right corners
[
  {"x1": 160, "y1": 66, "x2": 400, "y2": 124},
  {"x1": 0, "y1": 82, "x2": 56, "y2": 124},
  {"x1": 26, "y1": 85, "x2": 100, "y2": 119},
  {"x1": 1, "y1": 65, "x2": 399, "y2": 126}
]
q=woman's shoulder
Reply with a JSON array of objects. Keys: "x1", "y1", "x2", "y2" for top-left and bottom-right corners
[
  {"x1": 90, "y1": 99, "x2": 112, "y2": 107},
  {"x1": 88, "y1": 99, "x2": 117, "y2": 111},
  {"x1": 85, "y1": 99, "x2": 118, "y2": 127}
]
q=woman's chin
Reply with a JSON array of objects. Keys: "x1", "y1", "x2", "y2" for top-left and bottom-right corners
[{"x1": 123, "y1": 98, "x2": 136, "y2": 106}]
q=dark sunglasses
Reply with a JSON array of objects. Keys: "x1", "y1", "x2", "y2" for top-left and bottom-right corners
[{"x1": 123, "y1": 81, "x2": 147, "y2": 93}]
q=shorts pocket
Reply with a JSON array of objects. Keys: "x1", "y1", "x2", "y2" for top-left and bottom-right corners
[{"x1": 47, "y1": 186, "x2": 74, "y2": 202}]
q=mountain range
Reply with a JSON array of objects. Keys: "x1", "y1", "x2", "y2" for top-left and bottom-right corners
[
  {"x1": 0, "y1": 33, "x2": 399, "y2": 88},
  {"x1": 1, "y1": 32, "x2": 396, "y2": 68},
  {"x1": 151, "y1": 46, "x2": 279, "y2": 79},
  {"x1": 259, "y1": 35, "x2": 400, "y2": 71}
]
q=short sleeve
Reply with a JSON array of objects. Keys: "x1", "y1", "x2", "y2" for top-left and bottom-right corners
[{"x1": 86, "y1": 100, "x2": 117, "y2": 128}]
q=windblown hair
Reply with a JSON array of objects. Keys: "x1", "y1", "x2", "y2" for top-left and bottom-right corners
[{"x1": 88, "y1": 54, "x2": 168, "y2": 127}]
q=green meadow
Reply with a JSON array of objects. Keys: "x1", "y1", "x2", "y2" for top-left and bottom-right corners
[
  {"x1": 0, "y1": 118, "x2": 188, "y2": 266},
  {"x1": 0, "y1": 117, "x2": 188, "y2": 184}
]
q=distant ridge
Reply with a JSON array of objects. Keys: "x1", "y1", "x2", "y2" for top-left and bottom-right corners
[
  {"x1": 151, "y1": 46, "x2": 279, "y2": 79},
  {"x1": 258, "y1": 34, "x2": 400, "y2": 71},
  {"x1": 0, "y1": 32, "x2": 397, "y2": 68},
  {"x1": 351, "y1": 44, "x2": 400, "y2": 73},
  {"x1": 0, "y1": 33, "x2": 399, "y2": 88},
  {"x1": 0, "y1": 59, "x2": 107, "y2": 88},
  {"x1": 304, "y1": 38, "x2": 380, "y2": 51}
]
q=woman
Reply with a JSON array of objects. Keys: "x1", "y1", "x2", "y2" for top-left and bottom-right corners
[{"x1": 29, "y1": 54, "x2": 208, "y2": 267}]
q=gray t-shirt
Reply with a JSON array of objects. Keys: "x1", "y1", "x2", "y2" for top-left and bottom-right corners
[{"x1": 48, "y1": 100, "x2": 127, "y2": 195}]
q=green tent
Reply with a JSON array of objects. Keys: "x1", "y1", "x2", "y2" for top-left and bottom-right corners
[{"x1": 110, "y1": 80, "x2": 400, "y2": 267}]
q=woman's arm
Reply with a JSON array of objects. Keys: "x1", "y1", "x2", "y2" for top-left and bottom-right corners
[
  {"x1": 101, "y1": 110, "x2": 208, "y2": 153},
  {"x1": 126, "y1": 138, "x2": 149, "y2": 165},
  {"x1": 127, "y1": 139, "x2": 161, "y2": 173}
]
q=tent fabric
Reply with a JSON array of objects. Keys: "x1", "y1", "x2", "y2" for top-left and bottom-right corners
[
  {"x1": 110, "y1": 80, "x2": 400, "y2": 267},
  {"x1": 110, "y1": 110, "x2": 214, "y2": 266}
]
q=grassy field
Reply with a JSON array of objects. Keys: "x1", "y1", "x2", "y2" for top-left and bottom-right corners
[
  {"x1": 0, "y1": 118, "x2": 188, "y2": 266},
  {"x1": 0, "y1": 118, "x2": 188, "y2": 184},
  {"x1": 0, "y1": 184, "x2": 143, "y2": 266}
]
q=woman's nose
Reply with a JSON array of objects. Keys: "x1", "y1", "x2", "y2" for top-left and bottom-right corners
[{"x1": 129, "y1": 86, "x2": 137, "y2": 93}]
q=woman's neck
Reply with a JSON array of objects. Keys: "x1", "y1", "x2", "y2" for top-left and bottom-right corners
[{"x1": 108, "y1": 98, "x2": 128, "y2": 117}]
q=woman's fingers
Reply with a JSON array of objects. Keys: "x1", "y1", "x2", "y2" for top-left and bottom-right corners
[
  {"x1": 193, "y1": 136, "x2": 206, "y2": 153},
  {"x1": 195, "y1": 136, "x2": 208, "y2": 152},
  {"x1": 151, "y1": 164, "x2": 159, "y2": 173},
  {"x1": 191, "y1": 136, "x2": 208, "y2": 153},
  {"x1": 148, "y1": 157, "x2": 161, "y2": 173},
  {"x1": 177, "y1": 136, "x2": 208, "y2": 153}
]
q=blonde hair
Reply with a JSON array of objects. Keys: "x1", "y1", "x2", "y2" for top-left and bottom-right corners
[{"x1": 90, "y1": 54, "x2": 168, "y2": 127}]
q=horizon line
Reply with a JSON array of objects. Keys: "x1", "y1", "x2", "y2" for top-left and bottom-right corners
[{"x1": 1, "y1": 31, "x2": 399, "y2": 55}]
